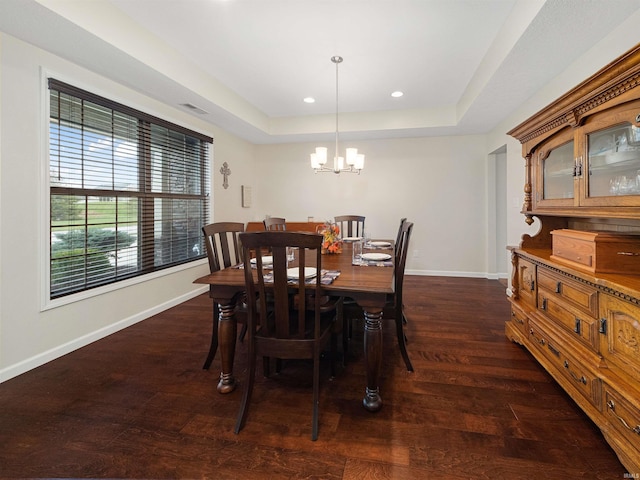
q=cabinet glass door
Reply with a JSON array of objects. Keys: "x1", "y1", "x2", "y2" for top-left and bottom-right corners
[
  {"x1": 581, "y1": 100, "x2": 640, "y2": 206},
  {"x1": 543, "y1": 141, "x2": 575, "y2": 199},
  {"x1": 534, "y1": 126, "x2": 577, "y2": 210},
  {"x1": 587, "y1": 123, "x2": 640, "y2": 197}
]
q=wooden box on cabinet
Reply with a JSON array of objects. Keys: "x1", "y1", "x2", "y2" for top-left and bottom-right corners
[{"x1": 551, "y1": 229, "x2": 640, "y2": 274}]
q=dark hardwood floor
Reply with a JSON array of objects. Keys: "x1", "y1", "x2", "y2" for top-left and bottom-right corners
[{"x1": 0, "y1": 277, "x2": 628, "y2": 479}]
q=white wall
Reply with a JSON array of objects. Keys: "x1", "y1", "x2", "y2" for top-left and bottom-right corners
[
  {"x1": 487, "y1": 147, "x2": 508, "y2": 279},
  {"x1": 211, "y1": 129, "x2": 257, "y2": 222},
  {"x1": 0, "y1": 34, "x2": 257, "y2": 381},
  {"x1": 253, "y1": 135, "x2": 491, "y2": 276}
]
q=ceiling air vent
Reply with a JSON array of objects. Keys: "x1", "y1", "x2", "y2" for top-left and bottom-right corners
[{"x1": 180, "y1": 103, "x2": 209, "y2": 115}]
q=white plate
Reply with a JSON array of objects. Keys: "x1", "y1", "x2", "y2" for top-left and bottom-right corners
[
  {"x1": 287, "y1": 267, "x2": 317, "y2": 279},
  {"x1": 343, "y1": 236, "x2": 363, "y2": 242},
  {"x1": 250, "y1": 256, "x2": 273, "y2": 265},
  {"x1": 369, "y1": 241, "x2": 391, "y2": 247},
  {"x1": 361, "y1": 253, "x2": 392, "y2": 261}
]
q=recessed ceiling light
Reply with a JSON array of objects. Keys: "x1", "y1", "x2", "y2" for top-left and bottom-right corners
[
  {"x1": 303, "y1": 97, "x2": 315, "y2": 103},
  {"x1": 391, "y1": 91, "x2": 404, "y2": 98}
]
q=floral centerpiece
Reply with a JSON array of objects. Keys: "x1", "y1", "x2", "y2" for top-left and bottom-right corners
[{"x1": 318, "y1": 221, "x2": 343, "y2": 254}]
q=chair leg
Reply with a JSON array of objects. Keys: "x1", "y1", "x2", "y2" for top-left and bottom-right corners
[
  {"x1": 202, "y1": 303, "x2": 220, "y2": 370},
  {"x1": 340, "y1": 302, "x2": 349, "y2": 364},
  {"x1": 396, "y1": 309, "x2": 414, "y2": 372},
  {"x1": 263, "y1": 356, "x2": 271, "y2": 377},
  {"x1": 402, "y1": 312, "x2": 408, "y2": 343},
  {"x1": 238, "y1": 323, "x2": 248, "y2": 342},
  {"x1": 332, "y1": 300, "x2": 346, "y2": 368},
  {"x1": 311, "y1": 350, "x2": 320, "y2": 441},
  {"x1": 330, "y1": 332, "x2": 338, "y2": 378},
  {"x1": 235, "y1": 340, "x2": 256, "y2": 435}
]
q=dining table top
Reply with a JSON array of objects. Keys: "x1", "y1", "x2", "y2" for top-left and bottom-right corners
[{"x1": 193, "y1": 241, "x2": 395, "y2": 298}]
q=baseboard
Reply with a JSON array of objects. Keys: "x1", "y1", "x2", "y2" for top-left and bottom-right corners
[
  {"x1": 406, "y1": 269, "x2": 508, "y2": 279},
  {"x1": 0, "y1": 286, "x2": 209, "y2": 383}
]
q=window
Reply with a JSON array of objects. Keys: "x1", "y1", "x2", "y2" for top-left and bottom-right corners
[{"x1": 48, "y1": 79, "x2": 211, "y2": 299}]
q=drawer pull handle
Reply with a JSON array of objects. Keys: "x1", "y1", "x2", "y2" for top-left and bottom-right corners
[
  {"x1": 555, "y1": 281, "x2": 561, "y2": 293},
  {"x1": 563, "y1": 360, "x2": 587, "y2": 384},
  {"x1": 547, "y1": 342, "x2": 560, "y2": 357},
  {"x1": 574, "y1": 318, "x2": 581, "y2": 335},
  {"x1": 541, "y1": 298, "x2": 547, "y2": 311},
  {"x1": 511, "y1": 312, "x2": 524, "y2": 325},
  {"x1": 599, "y1": 318, "x2": 607, "y2": 335},
  {"x1": 530, "y1": 328, "x2": 545, "y2": 346},
  {"x1": 607, "y1": 400, "x2": 640, "y2": 435}
]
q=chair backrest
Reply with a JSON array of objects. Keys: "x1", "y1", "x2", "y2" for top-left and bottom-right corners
[
  {"x1": 395, "y1": 217, "x2": 407, "y2": 256},
  {"x1": 239, "y1": 231, "x2": 323, "y2": 343},
  {"x1": 394, "y1": 221, "x2": 413, "y2": 307},
  {"x1": 263, "y1": 217, "x2": 287, "y2": 231},
  {"x1": 334, "y1": 215, "x2": 365, "y2": 238},
  {"x1": 202, "y1": 222, "x2": 245, "y2": 273}
]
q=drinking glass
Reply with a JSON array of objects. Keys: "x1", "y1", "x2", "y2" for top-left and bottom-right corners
[
  {"x1": 363, "y1": 230, "x2": 371, "y2": 247},
  {"x1": 352, "y1": 240, "x2": 363, "y2": 265}
]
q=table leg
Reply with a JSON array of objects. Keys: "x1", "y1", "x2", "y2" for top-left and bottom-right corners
[
  {"x1": 363, "y1": 306, "x2": 383, "y2": 411},
  {"x1": 217, "y1": 300, "x2": 237, "y2": 393}
]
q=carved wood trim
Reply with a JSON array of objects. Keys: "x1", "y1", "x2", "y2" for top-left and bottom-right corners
[
  {"x1": 519, "y1": 215, "x2": 569, "y2": 249},
  {"x1": 523, "y1": 152, "x2": 532, "y2": 215},
  {"x1": 510, "y1": 251, "x2": 519, "y2": 300},
  {"x1": 517, "y1": 251, "x2": 640, "y2": 306},
  {"x1": 508, "y1": 43, "x2": 640, "y2": 149}
]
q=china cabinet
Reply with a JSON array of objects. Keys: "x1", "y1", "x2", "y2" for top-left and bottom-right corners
[
  {"x1": 533, "y1": 100, "x2": 640, "y2": 211},
  {"x1": 507, "y1": 43, "x2": 640, "y2": 474}
]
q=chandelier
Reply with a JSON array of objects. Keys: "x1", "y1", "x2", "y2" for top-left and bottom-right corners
[{"x1": 310, "y1": 56, "x2": 365, "y2": 174}]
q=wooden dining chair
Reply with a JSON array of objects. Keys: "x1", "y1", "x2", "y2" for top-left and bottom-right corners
[
  {"x1": 235, "y1": 231, "x2": 341, "y2": 441},
  {"x1": 201, "y1": 222, "x2": 248, "y2": 370},
  {"x1": 395, "y1": 217, "x2": 407, "y2": 256},
  {"x1": 395, "y1": 217, "x2": 408, "y2": 325},
  {"x1": 344, "y1": 217, "x2": 411, "y2": 360},
  {"x1": 263, "y1": 217, "x2": 287, "y2": 231},
  {"x1": 385, "y1": 220, "x2": 414, "y2": 372},
  {"x1": 335, "y1": 215, "x2": 365, "y2": 358},
  {"x1": 334, "y1": 215, "x2": 365, "y2": 238}
]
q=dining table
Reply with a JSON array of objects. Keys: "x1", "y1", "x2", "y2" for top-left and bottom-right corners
[{"x1": 193, "y1": 239, "x2": 395, "y2": 412}]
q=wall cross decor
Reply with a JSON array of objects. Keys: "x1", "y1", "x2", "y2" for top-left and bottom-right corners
[{"x1": 220, "y1": 162, "x2": 231, "y2": 189}]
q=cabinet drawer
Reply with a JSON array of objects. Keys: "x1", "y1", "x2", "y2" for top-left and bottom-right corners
[
  {"x1": 537, "y1": 267, "x2": 597, "y2": 317},
  {"x1": 509, "y1": 304, "x2": 528, "y2": 336},
  {"x1": 599, "y1": 294, "x2": 640, "y2": 382},
  {"x1": 603, "y1": 385, "x2": 640, "y2": 454},
  {"x1": 529, "y1": 318, "x2": 601, "y2": 409},
  {"x1": 537, "y1": 290, "x2": 599, "y2": 353},
  {"x1": 515, "y1": 257, "x2": 537, "y2": 309}
]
